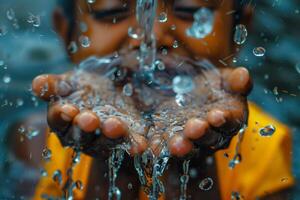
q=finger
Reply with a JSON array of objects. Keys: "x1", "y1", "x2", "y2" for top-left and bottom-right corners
[
  {"x1": 183, "y1": 118, "x2": 209, "y2": 140},
  {"x1": 207, "y1": 109, "x2": 228, "y2": 128},
  {"x1": 73, "y1": 111, "x2": 101, "y2": 133},
  {"x1": 32, "y1": 74, "x2": 72, "y2": 101},
  {"x1": 129, "y1": 133, "x2": 148, "y2": 156},
  {"x1": 225, "y1": 67, "x2": 253, "y2": 96},
  {"x1": 47, "y1": 103, "x2": 70, "y2": 133},
  {"x1": 207, "y1": 103, "x2": 246, "y2": 136},
  {"x1": 102, "y1": 117, "x2": 128, "y2": 139},
  {"x1": 60, "y1": 104, "x2": 80, "y2": 122},
  {"x1": 168, "y1": 134, "x2": 193, "y2": 157}
]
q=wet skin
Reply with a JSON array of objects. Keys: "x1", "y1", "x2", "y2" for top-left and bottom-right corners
[
  {"x1": 30, "y1": 0, "x2": 256, "y2": 198},
  {"x1": 32, "y1": 54, "x2": 252, "y2": 158}
]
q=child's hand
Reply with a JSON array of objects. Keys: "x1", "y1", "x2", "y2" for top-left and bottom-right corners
[
  {"x1": 146, "y1": 65, "x2": 252, "y2": 158},
  {"x1": 32, "y1": 67, "x2": 148, "y2": 157}
]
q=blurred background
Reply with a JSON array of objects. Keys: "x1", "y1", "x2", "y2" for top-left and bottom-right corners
[{"x1": 0, "y1": 0, "x2": 299, "y2": 199}]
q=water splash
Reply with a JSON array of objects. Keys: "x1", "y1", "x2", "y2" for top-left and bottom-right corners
[
  {"x1": 108, "y1": 148, "x2": 125, "y2": 200},
  {"x1": 179, "y1": 160, "x2": 191, "y2": 200}
]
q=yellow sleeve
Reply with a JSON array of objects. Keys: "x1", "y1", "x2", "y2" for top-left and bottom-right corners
[
  {"x1": 215, "y1": 102, "x2": 295, "y2": 200},
  {"x1": 33, "y1": 131, "x2": 93, "y2": 200}
]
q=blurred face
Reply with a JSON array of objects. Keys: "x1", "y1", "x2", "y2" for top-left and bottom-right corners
[{"x1": 68, "y1": 0, "x2": 235, "y2": 64}]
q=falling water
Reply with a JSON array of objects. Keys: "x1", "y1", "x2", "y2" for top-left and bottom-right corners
[
  {"x1": 135, "y1": 0, "x2": 158, "y2": 82},
  {"x1": 179, "y1": 160, "x2": 191, "y2": 200},
  {"x1": 229, "y1": 125, "x2": 247, "y2": 169},
  {"x1": 108, "y1": 148, "x2": 125, "y2": 200},
  {"x1": 149, "y1": 146, "x2": 170, "y2": 200}
]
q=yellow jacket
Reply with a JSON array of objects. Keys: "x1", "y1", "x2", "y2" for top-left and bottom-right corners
[{"x1": 34, "y1": 102, "x2": 294, "y2": 200}]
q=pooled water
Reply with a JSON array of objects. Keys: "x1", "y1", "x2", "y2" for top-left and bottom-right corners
[{"x1": 186, "y1": 8, "x2": 214, "y2": 39}]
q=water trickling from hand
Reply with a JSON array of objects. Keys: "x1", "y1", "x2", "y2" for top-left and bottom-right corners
[
  {"x1": 179, "y1": 160, "x2": 191, "y2": 200},
  {"x1": 108, "y1": 148, "x2": 125, "y2": 200}
]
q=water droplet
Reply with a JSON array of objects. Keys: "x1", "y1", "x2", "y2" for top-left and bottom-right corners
[
  {"x1": 3, "y1": 75, "x2": 11, "y2": 84},
  {"x1": 171, "y1": 24, "x2": 176, "y2": 30},
  {"x1": 68, "y1": 41, "x2": 78, "y2": 54},
  {"x1": 155, "y1": 60, "x2": 165, "y2": 70},
  {"x1": 158, "y1": 12, "x2": 167, "y2": 23},
  {"x1": 87, "y1": 0, "x2": 96, "y2": 3},
  {"x1": 128, "y1": 183, "x2": 133, "y2": 190},
  {"x1": 281, "y1": 177, "x2": 288, "y2": 182},
  {"x1": 172, "y1": 75, "x2": 195, "y2": 94},
  {"x1": 79, "y1": 35, "x2": 90, "y2": 48},
  {"x1": 232, "y1": 57, "x2": 237, "y2": 63},
  {"x1": 42, "y1": 148, "x2": 52, "y2": 160},
  {"x1": 231, "y1": 192, "x2": 242, "y2": 200},
  {"x1": 173, "y1": 40, "x2": 179, "y2": 48},
  {"x1": 79, "y1": 22, "x2": 88, "y2": 32},
  {"x1": 0, "y1": 25, "x2": 8, "y2": 36},
  {"x1": 123, "y1": 83, "x2": 133, "y2": 96},
  {"x1": 26, "y1": 127, "x2": 40, "y2": 139},
  {"x1": 16, "y1": 98, "x2": 24, "y2": 107},
  {"x1": 186, "y1": 8, "x2": 214, "y2": 39},
  {"x1": 234, "y1": 24, "x2": 248, "y2": 45},
  {"x1": 52, "y1": 170, "x2": 62, "y2": 185},
  {"x1": 295, "y1": 63, "x2": 300, "y2": 74},
  {"x1": 273, "y1": 86, "x2": 279, "y2": 95},
  {"x1": 128, "y1": 27, "x2": 144, "y2": 40},
  {"x1": 189, "y1": 168, "x2": 198, "y2": 178},
  {"x1": 72, "y1": 151, "x2": 81, "y2": 164},
  {"x1": 253, "y1": 47, "x2": 266, "y2": 57},
  {"x1": 40, "y1": 169, "x2": 48, "y2": 177},
  {"x1": 198, "y1": 177, "x2": 213, "y2": 191},
  {"x1": 161, "y1": 48, "x2": 168, "y2": 55},
  {"x1": 27, "y1": 13, "x2": 41, "y2": 27},
  {"x1": 175, "y1": 94, "x2": 186, "y2": 107},
  {"x1": 18, "y1": 126, "x2": 26, "y2": 133},
  {"x1": 259, "y1": 125, "x2": 276, "y2": 137},
  {"x1": 75, "y1": 180, "x2": 84, "y2": 190},
  {"x1": 6, "y1": 9, "x2": 15, "y2": 20}
]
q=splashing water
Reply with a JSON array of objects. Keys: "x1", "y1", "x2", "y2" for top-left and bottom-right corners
[
  {"x1": 108, "y1": 148, "x2": 125, "y2": 200},
  {"x1": 186, "y1": 8, "x2": 214, "y2": 39},
  {"x1": 179, "y1": 160, "x2": 191, "y2": 200}
]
